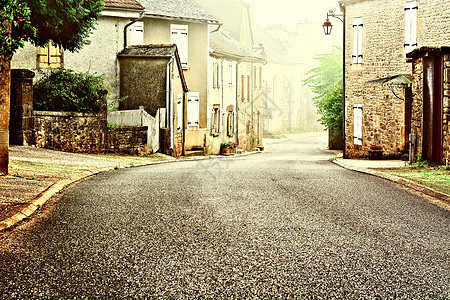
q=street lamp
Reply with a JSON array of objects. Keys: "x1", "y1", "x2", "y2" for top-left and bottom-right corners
[{"x1": 322, "y1": 7, "x2": 346, "y2": 157}]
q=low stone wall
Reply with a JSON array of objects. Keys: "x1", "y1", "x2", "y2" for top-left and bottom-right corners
[
  {"x1": 107, "y1": 127, "x2": 148, "y2": 155},
  {"x1": 34, "y1": 111, "x2": 107, "y2": 153},
  {"x1": 443, "y1": 54, "x2": 450, "y2": 165},
  {"x1": 34, "y1": 111, "x2": 148, "y2": 155}
]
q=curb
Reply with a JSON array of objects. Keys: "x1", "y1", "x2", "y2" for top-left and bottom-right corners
[
  {"x1": 0, "y1": 150, "x2": 260, "y2": 232},
  {"x1": 332, "y1": 159, "x2": 450, "y2": 206}
]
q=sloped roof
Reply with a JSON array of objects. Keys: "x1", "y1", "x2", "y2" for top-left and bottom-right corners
[
  {"x1": 104, "y1": 0, "x2": 144, "y2": 10},
  {"x1": 118, "y1": 45, "x2": 189, "y2": 92},
  {"x1": 210, "y1": 30, "x2": 255, "y2": 59},
  {"x1": 138, "y1": 0, "x2": 219, "y2": 24}
]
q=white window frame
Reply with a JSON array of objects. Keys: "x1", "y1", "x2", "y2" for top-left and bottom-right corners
[
  {"x1": 211, "y1": 106, "x2": 221, "y2": 135},
  {"x1": 187, "y1": 92, "x2": 199, "y2": 127},
  {"x1": 128, "y1": 21, "x2": 144, "y2": 46},
  {"x1": 353, "y1": 104, "x2": 363, "y2": 145},
  {"x1": 171, "y1": 24, "x2": 189, "y2": 69},
  {"x1": 404, "y1": 1, "x2": 418, "y2": 54},
  {"x1": 352, "y1": 17, "x2": 363, "y2": 64}
]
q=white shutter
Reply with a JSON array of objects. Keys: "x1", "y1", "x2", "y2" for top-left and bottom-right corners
[
  {"x1": 410, "y1": 2, "x2": 418, "y2": 49},
  {"x1": 171, "y1": 24, "x2": 188, "y2": 68},
  {"x1": 187, "y1": 92, "x2": 199, "y2": 127},
  {"x1": 357, "y1": 20, "x2": 363, "y2": 64},
  {"x1": 213, "y1": 62, "x2": 216, "y2": 89},
  {"x1": 129, "y1": 22, "x2": 144, "y2": 46},
  {"x1": 177, "y1": 94, "x2": 182, "y2": 132},
  {"x1": 211, "y1": 109, "x2": 216, "y2": 133},
  {"x1": 404, "y1": 2, "x2": 411, "y2": 50},
  {"x1": 352, "y1": 19, "x2": 359, "y2": 64},
  {"x1": 353, "y1": 104, "x2": 363, "y2": 145},
  {"x1": 353, "y1": 18, "x2": 363, "y2": 64},
  {"x1": 217, "y1": 62, "x2": 221, "y2": 88},
  {"x1": 218, "y1": 108, "x2": 222, "y2": 133},
  {"x1": 233, "y1": 111, "x2": 237, "y2": 134}
]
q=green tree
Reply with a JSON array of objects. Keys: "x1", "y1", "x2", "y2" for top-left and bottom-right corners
[
  {"x1": 0, "y1": 0, "x2": 104, "y2": 175},
  {"x1": 303, "y1": 46, "x2": 343, "y2": 149}
]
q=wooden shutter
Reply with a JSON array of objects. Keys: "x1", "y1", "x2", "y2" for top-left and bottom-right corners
[
  {"x1": 177, "y1": 94, "x2": 182, "y2": 132},
  {"x1": 233, "y1": 111, "x2": 237, "y2": 134},
  {"x1": 171, "y1": 24, "x2": 188, "y2": 68},
  {"x1": 211, "y1": 109, "x2": 216, "y2": 134},
  {"x1": 247, "y1": 75, "x2": 250, "y2": 102},
  {"x1": 241, "y1": 75, "x2": 245, "y2": 101},
  {"x1": 405, "y1": 1, "x2": 418, "y2": 53},
  {"x1": 37, "y1": 43, "x2": 62, "y2": 69},
  {"x1": 187, "y1": 92, "x2": 199, "y2": 127},
  {"x1": 218, "y1": 108, "x2": 222, "y2": 133},
  {"x1": 128, "y1": 22, "x2": 144, "y2": 46},
  {"x1": 353, "y1": 104, "x2": 363, "y2": 145},
  {"x1": 213, "y1": 62, "x2": 216, "y2": 89},
  {"x1": 352, "y1": 18, "x2": 363, "y2": 64}
]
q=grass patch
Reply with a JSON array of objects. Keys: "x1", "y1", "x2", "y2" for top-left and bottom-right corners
[
  {"x1": 86, "y1": 153, "x2": 172, "y2": 164},
  {"x1": 9, "y1": 160, "x2": 91, "y2": 182},
  {"x1": 378, "y1": 165, "x2": 450, "y2": 195}
]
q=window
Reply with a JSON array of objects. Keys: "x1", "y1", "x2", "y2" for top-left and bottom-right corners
[
  {"x1": 405, "y1": 1, "x2": 418, "y2": 53},
  {"x1": 177, "y1": 94, "x2": 183, "y2": 132},
  {"x1": 211, "y1": 104, "x2": 221, "y2": 135},
  {"x1": 37, "y1": 42, "x2": 63, "y2": 69},
  {"x1": 247, "y1": 75, "x2": 250, "y2": 102},
  {"x1": 171, "y1": 24, "x2": 188, "y2": 68},
  {"x1": 187, "y1": 92, "x2": 199, "y2": 127},
  {"x1": 352, "y1": 17, "x2": 363, "y2": 64},
  {"x1": 128, "y1": 21, "x2": 144, "y2": 46},
  {"x1": 212, "y1": 62, "x2": 222, "y2": 89},
  {"x1": 229, "y1": 64, "x2": 233, "y2": 87},
  {"x1": 353, "y1": 104, "x2": 363, "y2": 145},
  {"x1": 241, "y1": 75, "x2": 245, "y2": 101},
  {"x1": 226, "y1": 106, "x2": 236, "y2": 137}
]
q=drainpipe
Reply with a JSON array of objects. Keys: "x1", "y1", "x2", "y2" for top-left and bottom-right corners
[
  {"x1": 166, "y1": 57, "x2": 174, "y2": 152},
  {"x1": 235, "y1": 59, "x2": 243, "y2": 147},
  {"x1": 210, "y1": 24, "x2": 222, "y2": 33},
  {"x1": 123, "y1": 11, "x2": 145, "y2": 49}
]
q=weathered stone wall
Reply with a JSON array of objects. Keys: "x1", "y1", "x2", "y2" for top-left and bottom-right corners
[
  {"x1": 107, "y1": 127, "x2": 148, "y2": 155},
  {"x1": 34, "y1": 111, "x2": 107, "y2": 153},
  {"x1": 443, "y1": 54, "x2": 450, "y2": 165},
  {"x1": 343, "y1": 0, "x2": 450, "y2": 159},
  {"x1": 344, "y1": 0, "x2": 410, "y2": 158},
  {"x1": 410, "y1": 57, "x2": 424, "y2": 158}
]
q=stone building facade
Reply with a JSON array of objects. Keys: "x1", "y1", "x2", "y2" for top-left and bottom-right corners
[
  {"x1": 341, "y1": 0, "x2": 450, "y2": 159},
  {"x1": 407, "y1": 47, "x2": 450, "y2": 165}
]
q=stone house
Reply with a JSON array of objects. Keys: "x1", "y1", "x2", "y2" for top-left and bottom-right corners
[{"x1": 340, "y1": 0, "x2": 450, "y2": 160}]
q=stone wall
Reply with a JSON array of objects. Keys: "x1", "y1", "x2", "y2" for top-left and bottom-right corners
[
  {"x1": 411, "y1": 57, "x2": 424, "y2": 158},
  {"x1": 34, "y1": 111, "x2": 107, "y2": 153},
  {"x1": 34, "y1": 111, "x2": 149, "y2": 155},
  {"x1": 443, "y1": 54, "x2": 450, "y2": 165},
  {"x1": 343, "y1": 0, "x2": 450, "y2": 159},
  {"x1": 107, "y1": 127, "x2": 148, "y2": 155}
]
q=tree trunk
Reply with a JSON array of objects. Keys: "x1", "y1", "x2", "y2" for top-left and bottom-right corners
[{"x1": 0, "y1": 56, "x2": 11, "y2": 175}]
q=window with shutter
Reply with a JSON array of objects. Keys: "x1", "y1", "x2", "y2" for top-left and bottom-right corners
[
  {"x1": 171, "y1": 24, "x2": 188, "y2": 69},
  {"x1": 217, "y1": 62, "x2": 221, "y2": 88},
  {"x1": 353, "y1": 104, "x2": 363, "y2": 145},
  {"x1": 128, "y1": 21, "x2": 144, "y2": 46},
  {"x1": 247, "y1": 75, "x2": 250, "y2": 102},
  {"x1": 177, "y1": 94, "x2": 183, "y2": 132},
  {"x1": 211, "y1": 105, "x2": 221, "y2": 135},
  {"x1": 187, "y1": 92, "x2": 199, "y2": 127},
  {"x1": 352, "y1": 17, "x2": 363, "y2": 64},
  {"x1": 229, "y1": 64, "x2": 233, "y2": 87},
  {"x1": 37, "y1": 42, "x2": 63, "y2": 69},
  {"x1": 213, "y1": 62, "x2": 216, "y2": 89},
  {"x1": 404, "y1": 1, "x2": 418, "y2": 53},
  {"x1": 241, "y1": 75, "x2": 245, "y2": 101}
]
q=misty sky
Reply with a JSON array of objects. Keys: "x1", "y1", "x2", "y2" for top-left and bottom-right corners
[{"x1": 253, "y1": 0, "x2": 340, "y2": 30}]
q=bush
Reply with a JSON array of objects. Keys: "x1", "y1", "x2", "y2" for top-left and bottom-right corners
[{"x1": 33, "y1": 69, "x2": 106, "y2": 113}]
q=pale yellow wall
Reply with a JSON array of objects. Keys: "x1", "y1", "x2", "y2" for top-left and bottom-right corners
[{"x1": 143, "y1": 18, "x2": 209, "y2": 129}]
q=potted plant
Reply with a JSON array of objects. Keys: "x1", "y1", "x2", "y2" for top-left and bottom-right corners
[
  {"x1": 368, "y1": 144, "x2": 383, "y2": 160},
  {"x1": 220, "y1": 142, "x2": 237, "y2": 156}
]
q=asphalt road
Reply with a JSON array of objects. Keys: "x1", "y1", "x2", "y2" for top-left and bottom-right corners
[{"x1": 1, "y1": 134, "x2": 449, "y2": 298}]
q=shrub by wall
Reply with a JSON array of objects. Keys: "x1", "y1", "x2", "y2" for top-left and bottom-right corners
[{"x1": 33, "y1": 69, "x2": 106, "y2": 113}]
